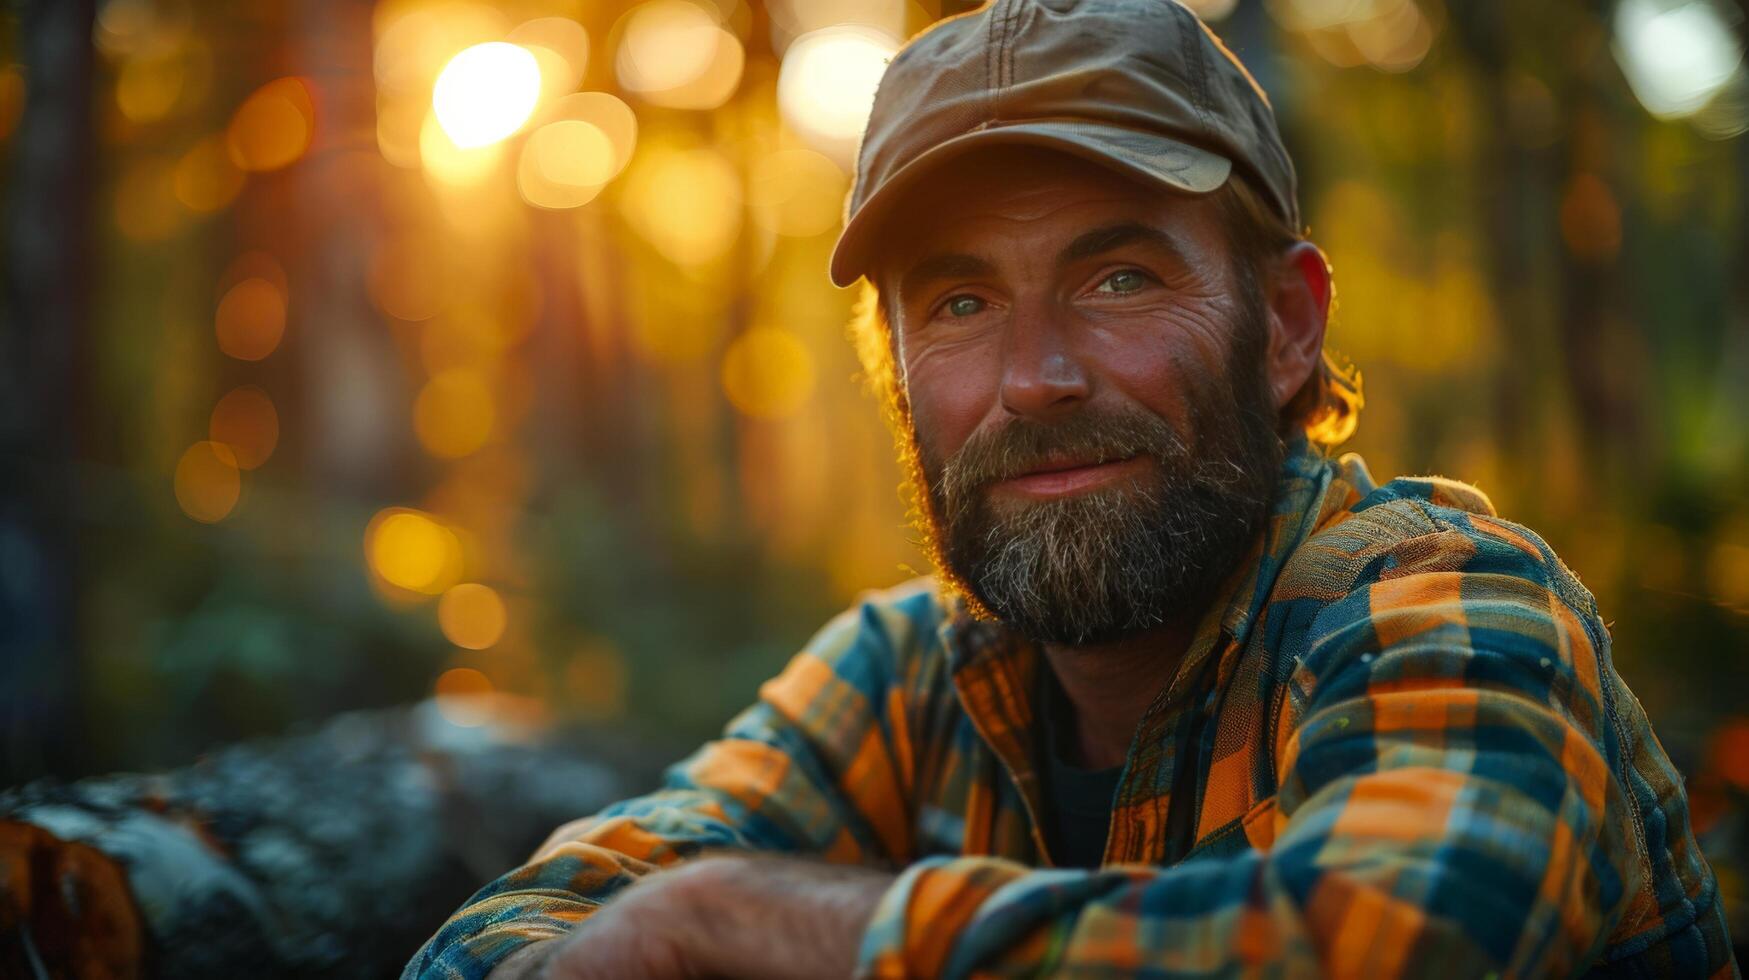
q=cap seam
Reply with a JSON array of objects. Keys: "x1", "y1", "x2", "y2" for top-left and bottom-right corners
[
  {"x1": 1177, "y1": 2, "x2": 1216, "y2": 144},
  {"x1": 984, "y1": 0, "x2": 1002, "y2": 121},
  {"x1": 1003, "y1": 0, "x2": 1026, "y2": 92},
  {"x1": 992, "y1": 0, "x2": 1022, "y2": 112},
  {"x1": 997, "y1": 0, "x2": 1009, "y2": 91},
  {"x1": 1000, "y1": 0, "x2": 1011, "y2": 91}
]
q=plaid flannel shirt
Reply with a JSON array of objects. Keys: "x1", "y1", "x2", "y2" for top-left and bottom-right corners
[{"x1": 406, "y1": 440, "x2": 1734, "y2": 978}]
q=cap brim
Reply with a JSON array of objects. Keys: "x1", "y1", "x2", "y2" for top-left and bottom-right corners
[{"x1": 829, "y1": 121, "x2": 1233, "y2": 288}]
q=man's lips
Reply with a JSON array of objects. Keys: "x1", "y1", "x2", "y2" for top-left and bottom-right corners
[{"x1": 990, "y1": 455, "x2": 1148, "y2": 498}]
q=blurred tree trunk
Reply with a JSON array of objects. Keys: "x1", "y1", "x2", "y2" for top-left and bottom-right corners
[
  {"x1": 1554, "y1": 2, "x2": 1643, "y2": 461},
  {"x1": 1447, "y1": 0, "x2": 1638, "y2": 468},
  {"x1": 0, "y1": 0, "x2": 95, "y2": 785},
  {"x1": 1446, "y1": 1, "x2": 1541, "y2": 461}
]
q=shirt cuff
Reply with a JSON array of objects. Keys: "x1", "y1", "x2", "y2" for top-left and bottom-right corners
[
  {"x1": 403, "y1": 896, "x2": 599, "y2": 980},
  {"x1": 852, "y1": 855, "x2": 1036, "y2": 980}
]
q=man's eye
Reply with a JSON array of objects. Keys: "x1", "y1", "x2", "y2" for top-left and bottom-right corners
[
  {"x1": 943, "y1": 295, "x2": 985, "y2": 317},
  {"x1": 1095, "y1": 269, "x2": 1150, "y2": 294}
]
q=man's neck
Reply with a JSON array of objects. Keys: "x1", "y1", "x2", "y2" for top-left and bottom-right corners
[{"x1": 1040, "y1": 619, "x2": 1196, "y2": 771}]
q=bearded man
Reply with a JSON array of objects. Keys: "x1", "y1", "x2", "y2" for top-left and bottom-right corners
[{"x1": 405, "y1": 1, "x2": 1732, "y2": 976}]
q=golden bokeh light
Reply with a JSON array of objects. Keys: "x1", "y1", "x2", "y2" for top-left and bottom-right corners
[
  {"x1": 541, "y1": 92, "x2": 639, "y2": 178},
  {"x1": 208, "y1": 385, "x2": 279, "y2": 470},
  {"x1": 517, "y1": 120, "x2": 615, "y2": 209},
  {"x1": 94, "y1": 0, "x2": 166, "y2": 58},
  {"x1": 434, "y1": 665, "x2": 495, "y2": 726},
  {"x1": 615, "y1": 2, "x2": 721, "y2": 94},
  {"x1": 375, "y1": 95, "x2": 425, "y2": 169},
  {"x1": 765, "y1": 0, "x2": 913, "y2": 52},
  {"x1": 522, "y1": 45, "x2": 581, "y2": 107},
  {"x1": 1267, "y1": 0, "x2": 1382, "y2": 30},
  {"x1": 172, "y1": 135, "x2": 245, "y2": 213},
  {"x1": 508, "y1": 17, "x2": 589, "y2": 101},
  {"x1": 174, "y1": 441, "x2": 241, "y2": 524},
  {"x1": 366, "y1": 507, "x2": 464, "y2": 594},
  {"x1": 419, "y1": 108, "x2": 504, "y2": 186},
  {"x1": 777, "y1": 26, "x2": 897, "y2": 162},
  {"x1": 720, "y1": 326, "x2": 817, "y2": 419},
  {"x1": 414, "y1": 368, "x2": 496, "y2": 458},
  {"x1": 116, "y1": 50, "x2": 184, "y2": 123},
  {"x1": 649, "y1": 31, "x2": 744, "y2": 111},
  {"x1": 214, "y1": 277, "x2": 287, "y2": 361},
  {"x1": 437, "y1": 582, "x2": 508, "y2": 649},
  {"x1": 1343, "y1": 0, "x2": 1433, "y2": 73},
  {"x1": 432, "y1": 42, "x2": 542, "y2": 149},
  {"x1": 227, "y1": 76, "x2": 315, "y2": 172},
  {"x1": 620, "y1": 145, "x2": 743, "y2": 268},
  {"x1": 1270, "y1": 0, "x2": 1436, "y2": 73},
  {"x1": 747, "y1": 148, "x2": 847, "y2": 238},
  {"x1": 369, "y1": 236, "x2": 451, "y2": 321},
  {"x1": 372, "y1": 2, "x2": 508, "y2": 97},
  {"x1": 613, "y1": 0, "x2": 745, "y2": 112}
]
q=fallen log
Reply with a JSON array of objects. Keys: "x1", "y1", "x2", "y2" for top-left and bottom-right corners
[{"x1": 0, "y1": 703, "x2": 665, "y2": 979}]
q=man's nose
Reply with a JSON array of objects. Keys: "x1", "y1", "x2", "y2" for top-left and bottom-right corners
[{"x1": 997, "y1": 309, "x2": 1089, "y2": 420}]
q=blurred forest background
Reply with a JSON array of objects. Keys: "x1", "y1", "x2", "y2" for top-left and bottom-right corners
[{"x1": 0, "y1": 0, "x2": 1746, "y2": 837}]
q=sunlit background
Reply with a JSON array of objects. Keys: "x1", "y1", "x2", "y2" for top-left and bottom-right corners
[{"x1": 2, "y1": 0, "x2": 1747, "y2": 853}]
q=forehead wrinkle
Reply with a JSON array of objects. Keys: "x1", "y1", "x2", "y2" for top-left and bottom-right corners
[
  {"x1": 942, "y1": 185, "x2": 1133, "y2": 231},
  {"x1": 1057, "y1": 221, "x2": 1189, "y2": 268}
]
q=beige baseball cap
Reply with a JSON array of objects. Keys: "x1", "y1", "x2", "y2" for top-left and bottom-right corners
[{"x1": 828, "y1": 0, "x2": 1300, "y2": 288}]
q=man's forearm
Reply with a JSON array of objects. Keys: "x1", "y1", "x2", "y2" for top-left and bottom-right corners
[
  {"x1": 674, "y1": 855, "x2": 893, "y2": 980},
  {"x1": 486, "y1": 854, "x2": 894, "y2": 980},
  {"x1": 487, "y1": 940, "x2": 559, "y2": 980}
]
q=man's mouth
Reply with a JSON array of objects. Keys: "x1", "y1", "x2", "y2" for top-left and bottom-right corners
[{"x1": 990, "y1": 454, "x2": 1148, "y2": 499}]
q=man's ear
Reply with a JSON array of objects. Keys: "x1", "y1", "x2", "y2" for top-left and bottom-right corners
[{"x1": 1263, "y1": 241, "x2": 1332, "y2": 412}]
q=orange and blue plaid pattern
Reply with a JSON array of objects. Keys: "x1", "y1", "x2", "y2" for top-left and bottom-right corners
[{"x1": 405, "y1": 439, "x2": 1734, "y2": 978}]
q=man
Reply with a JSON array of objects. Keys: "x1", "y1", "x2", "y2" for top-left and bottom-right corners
[{"x1": 406, "y1": 0, "x2": 1734, "y2": 976}]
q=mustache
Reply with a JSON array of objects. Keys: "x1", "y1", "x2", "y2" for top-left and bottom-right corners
[{"x1": 934, "y1": 408, "x2": 1189, "y2": 504}]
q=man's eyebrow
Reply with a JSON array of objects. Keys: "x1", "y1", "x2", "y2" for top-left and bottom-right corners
[
  {"x1": 1059, "y1": 222, "x2": 1186, "y2": 266},
  {"x1": 895, "y1": 223, "x2": 1183, "y2": 299},
  {"x1": 897, "y1": 252, "x2": 995, "y2": 301}
]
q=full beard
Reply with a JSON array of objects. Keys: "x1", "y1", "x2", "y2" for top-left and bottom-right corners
[{"x1": 919, "y1": 304, "x2": 1285, "y2": 647}]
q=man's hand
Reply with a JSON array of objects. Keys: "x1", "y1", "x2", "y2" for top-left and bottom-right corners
[{"x1": 491, "y1": 854, "x2": 895, "y2": 980}]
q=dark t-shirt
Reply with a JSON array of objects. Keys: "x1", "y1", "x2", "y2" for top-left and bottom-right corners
[{"x1": 1035, "y1": 666, "x2": 1123, "y2": 869}]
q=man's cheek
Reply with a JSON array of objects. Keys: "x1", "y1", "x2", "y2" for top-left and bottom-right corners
[
  {"x1": 902, "y1": 373, "x2": 969, "y2": 475},
  {"x1": 905, "y1": 338, "x2": 1003, "y2": 423},
  {"x1": 1091, "y1": 318, "x2": 1223, "y2": 419}
]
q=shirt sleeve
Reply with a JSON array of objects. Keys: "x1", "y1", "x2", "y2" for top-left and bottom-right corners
[
  {"x1": 404, "y1": 595, "x2": 928, "y2": 980},
  {"x1": 854, "y1": 523, "x2": 1642, "y2": 979}
]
